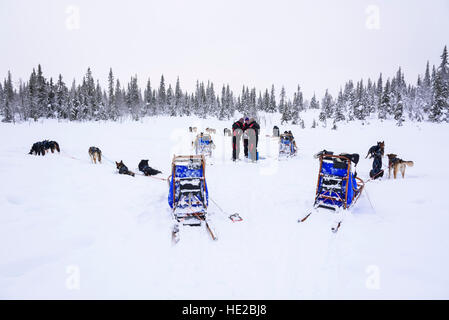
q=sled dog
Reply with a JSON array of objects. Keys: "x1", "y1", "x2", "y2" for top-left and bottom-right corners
[
  {"x1": 138, "y1": 160, "x2": 162, "y2": 176},
  {"x1": 387, "y1": 154, "x2": 414, "y2": 179},
  {"x1": 88, "y1": 147, "x2": 102, "y2": 164},
  {"x1": 29, "y1": 142, "x2": 45, "y2": 156},
  {"x1": 366, "y1": 141, "x2": 384, "y2": 159},
  {"x1": 29, "y1": 140, "x2": 60, "y2": 156},
  {"x1": 116, "y1": 160, "x2": 135, "y2": 177},
  {"x1": 43, "y1": 140, "x2": 60, "y2": 154}
]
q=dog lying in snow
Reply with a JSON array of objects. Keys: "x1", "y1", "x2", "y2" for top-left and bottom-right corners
[
  {"x1": 387, "y1": 154, "x2": 414, "y2": 179},
  {"x1": 116, "y1": 160, "x2": 135, "y2": 177},
  {"x1": 88, "y1": 147, "x2": 102, "y2": 164},
  {"x1": 205, "y1": 127, "x2": 216, "y2": 134},
  {"x1": 138, "y1": 160, "x2": 162, "y2": 176}
]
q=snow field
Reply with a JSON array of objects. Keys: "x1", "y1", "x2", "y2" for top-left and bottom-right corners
[{"x1": 0, "y1": 114, "x2": 448, "y2": 299}]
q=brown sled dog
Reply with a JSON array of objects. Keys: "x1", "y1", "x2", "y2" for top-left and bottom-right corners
[
  {"x1": 387, "y1": 154, "x2": 414, "y2": 179},
  {"x1": 88, "y1": 147, "x2": 102, "y2": 164},
  {"x1": 116, "y1": 160, "x2": 135, "y2": 177}
]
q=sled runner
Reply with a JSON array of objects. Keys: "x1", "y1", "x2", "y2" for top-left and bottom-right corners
[
  {"x1": 194, "y1": 133, "x2": 214, "y2": 157},
  {"x1": 279, "y1": 133, "x2": 296, "y2": 158},
  {"x1": 168, "y1": 155, "x2": 217, "y2": 243},
  {"x1": 299, "y1": 151, "x2": 364, "y2": 232}
]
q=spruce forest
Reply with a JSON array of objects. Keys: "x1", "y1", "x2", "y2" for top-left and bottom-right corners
[{"x1": 1, "y1": 46, "x2": 448, "y2": 126}]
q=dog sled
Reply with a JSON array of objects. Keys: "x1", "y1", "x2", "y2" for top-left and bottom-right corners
[
  {"x1": 168, "y1": 155, "x2": 217, "y2": 243},
  {"x1": 298, "y1": 151, "x2": 364, "y2": 232},
  {"x1": 194, "y1": 133, "x2": 214, "y2": 157},
  {"x1": 278, "y1": 133, "x2": 297, "y2": 159}
]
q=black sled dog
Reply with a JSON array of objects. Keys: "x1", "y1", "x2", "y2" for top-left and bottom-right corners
[
  {"x1": 138, "y1": 160, "x2": 162, "y2": 176},
  {"x1": 29, "y1": 142, "x2": 45, "y2": 156},
  {"x1": 366, "y1": 141, "x2": 385, "y2": 179},
  {"x1": 29, "y1": 140, "x2": 60, "y2": 156}
]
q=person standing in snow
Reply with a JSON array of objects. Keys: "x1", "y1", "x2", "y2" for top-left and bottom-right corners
[
  {"x1": 232, "y1": 118, "x2": 244, "y2": 161},
  {"x1": 242, "y1": 117, "x2": 250, "y2": 158},
  {"x1": 246, "y1": 118, "x2": 260, "y2": 161},
  {"x1": 248, "y1": 118, "x2": 260, "y2": 147}
]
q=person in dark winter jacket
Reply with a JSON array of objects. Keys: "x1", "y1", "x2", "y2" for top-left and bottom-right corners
[
  {"x1": 232, "y1": 118, "x2": 244, "y2": 161},
  {"x1": 242, "y1": 117, "x2": 250, "y2": 157},
  {"x1": 247, "y1": 118, "x2": 260, "y2": 147},
  {"x1": 246, "y1": 118, "x2": 260, "y2": 161}
]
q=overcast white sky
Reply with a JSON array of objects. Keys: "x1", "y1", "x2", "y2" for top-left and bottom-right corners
[{"x1": 1, "y1": 0, "x2": 448, "y2": 99}]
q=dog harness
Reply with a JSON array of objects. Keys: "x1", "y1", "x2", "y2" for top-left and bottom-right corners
[{"x1": 390, "y1": 157, "x2": 402, "y2": 165}]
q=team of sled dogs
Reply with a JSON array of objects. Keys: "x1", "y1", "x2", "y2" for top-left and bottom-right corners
[
  {"x1": 189, "y1": 126, "x2": 218, "y2": 135},
  {"x1": 28, "y1": 132, "x2": 414, "y2": 180},
  {"x1": 189, "y1": 126, "x2": 231, "y2": 136},
  {"x1": 28, "y1": 140, "x2": 60, "y2": 156},
  {"x1": 114, "y1": 159, "x2": 162, "y2": 177},
  {"x1": 29, "y1": 142, "x2": 161, "y2": 178}
]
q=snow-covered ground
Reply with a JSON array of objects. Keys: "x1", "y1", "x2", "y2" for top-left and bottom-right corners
[{"x1": 0, "y1": 113, "x2": 448, "y2": 299}]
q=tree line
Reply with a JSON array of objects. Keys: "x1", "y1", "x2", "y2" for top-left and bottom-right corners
[{"x1": 0, "y1": 46, "x2": 447, "y2": 126}]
